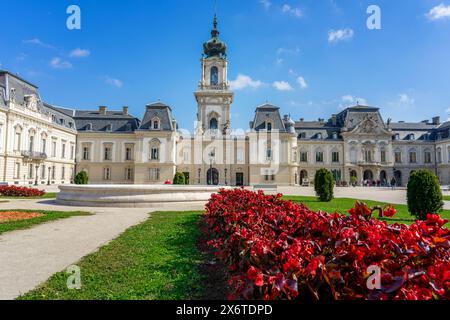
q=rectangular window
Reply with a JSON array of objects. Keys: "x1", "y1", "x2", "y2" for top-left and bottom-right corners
[
  {"x1": 14, "y1": 133, "x2": 21, "y2": 151},
  {"x1": 15, "y1": 163, "x2": 20, "y2": 179},
  {"x1": 316, "y1": 152, "x2": 324, "y2": 163},
  {"x1": 125, "y1": 147, "x2": 132, "y2": 161},
  {"x1": 52, "y1": 166, "x2": 56, "y2": 180},
  {"x1": 62, "y1": 167, "x2": 66, "y2": 180},
  {"x1": 381, "y1": 150, "x2": 386, "y2": 163},
  {"x1": 125, "y1": 168, "x2": 133, "y2": 181},
  {"x1": 332, "y1": 152, "x2": 339, "y2": 163},
  {"x1": 28, "y1": 164, "x2": 34, "y2": 180},
  {"x1": 395, "y1": 152, "x2": 402, "y2": 163},
  {"x1": 83, "y1": 147, "x2": 90, "y2": 160},
  {"x1": 103, "y1": 167, "x2": 111, "y2": 180},
  {"x1": 424, "y1": 152, "x2": 432, "y2": 164},
  {"x1": 364, "y1": 150, "x2": 373, "y2": 162},
  {"x1": 409, "y1": 152, "x2": 417, "y2": 163},
  {"x1": 266, "y1": 149, "x2": 272, "y2": 161},
  {"x1": 61, "y1": 143, "x2": 66, "y2": 159},
  {"x1": 300, "y1": 152, "x2": 308, "y2": 163},
  {"x1": 149, "y1": 168, "x2": 160, "y2": 181},
  {"x1": 104, "y1": 146, "x2": 112, "y2": 161},
  {"x1": 52, "y1": 141, "x2": 57, "y2": 157},
  {"x1": 41, "y1": 165, "x2": 46, "y2": 179},
  {"x1": 42, "y1": 139, "x2": 47, "y2": 154},
  {"x1": 70, "y1": 145, "x2": 75, "y2": 160}
]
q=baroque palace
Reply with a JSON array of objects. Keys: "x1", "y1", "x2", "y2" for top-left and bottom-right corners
[{"x1": 1, "y1": 17, "x2": 450, "y2": 187}]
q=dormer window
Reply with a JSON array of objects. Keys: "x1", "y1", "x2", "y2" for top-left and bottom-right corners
[
  {"x1": 86, "y1": 123, "x2": 93, "y2": 131},
  {"x1": 151, "y1": 117, "x2": 160, "y2": 130},
  {"x1": 106, "y1": 124, "x2": 112, "y2": 132},
  {"x1": 267, "y1": 122, "x2": 272, "y2": 132},
  {"x1": 410, "y1": 134, "x2": 415, "y2": 140},
  {"x1": 394, "y1": 133, "x2": 400, "y2": 140},
  {"x1": 317, "y1": 133, "x2": 323, "y2": 140},
  {"x1": 332, "y1": 132, "x2": 338, "y2": 140}
]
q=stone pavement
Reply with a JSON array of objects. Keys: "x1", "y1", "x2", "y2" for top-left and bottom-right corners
[{"x1": 0, "y1": 199, "x2": 205, "y2": 300}]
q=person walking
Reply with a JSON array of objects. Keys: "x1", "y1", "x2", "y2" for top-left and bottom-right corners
[{"x1": 391, "y1": 177, "x2": 397, "y2": 190}]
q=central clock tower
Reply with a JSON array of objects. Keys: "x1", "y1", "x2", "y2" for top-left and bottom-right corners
[{"x1": 194, "y1": 15, "x2": 234, "y2": 135}]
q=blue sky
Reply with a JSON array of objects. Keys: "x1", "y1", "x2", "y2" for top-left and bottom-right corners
[{"x1": 1, "y1": 0, "x2": 450, "y2": 130}]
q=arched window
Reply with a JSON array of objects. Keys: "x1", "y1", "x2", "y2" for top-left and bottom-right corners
[
  {"x1": 210, "y1": 118, "x2": 218, "y2": 130},
  {"x1": 210, "y1": 66, "x2": 219, "y2": 86}
]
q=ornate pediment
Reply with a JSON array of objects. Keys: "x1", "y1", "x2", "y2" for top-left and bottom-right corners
[{"x1": 350, "y1": 114, "x2": 391, "y2": 136}]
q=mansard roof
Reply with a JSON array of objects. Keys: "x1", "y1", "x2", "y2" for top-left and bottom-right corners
[
  {"x1": 250, "y1": 103, "x2": 287, "y2": 132},
  {"x1": 71, "y1": 108, "x2": 140, "y2": 133},
  {"x1": 44, "y1": 104, "x2": 77, "y2": 131},
  {"x1": 138, "y1": 101, "x2": 176, "y2": 131}
]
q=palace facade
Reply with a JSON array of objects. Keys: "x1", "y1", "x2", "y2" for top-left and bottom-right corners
[{"x1": 2, "y1": 17, "x2": 450, "y2": 187}]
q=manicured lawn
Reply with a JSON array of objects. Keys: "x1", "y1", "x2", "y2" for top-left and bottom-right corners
[
  {"x1": 0, "y1": 192, "x2": 57, "y2": 200},
  {"x1": 0, "y1": 210, "x2": 91, "y2": 235},
  {"x1": 443, "y1": 196, "x2": 450, "y2": 201},
  {"x1": 20, "y1": 211, "x2": 205, "y2": 300},
  {"x1": 283, "y1": 196, "x2": 450, "y2": 225}
]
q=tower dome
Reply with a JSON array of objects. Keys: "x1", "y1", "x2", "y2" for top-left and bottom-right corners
[{"x1": 203, "y1": 15, "x2": 227, "y2": 58}]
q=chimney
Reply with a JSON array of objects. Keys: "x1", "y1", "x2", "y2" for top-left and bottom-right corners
[
  {"x1": 99, "y1": 106, "x2": 107, "y2": 115},
  {"x1": 331, "y1": 114, "x2": 337, "y2": 126},
  {"x1": 432, "y1": 116, "x2": 441, "y2": 125},
  {"x1": 122, "y1": 106, "x2": 129, "y2": 116}
]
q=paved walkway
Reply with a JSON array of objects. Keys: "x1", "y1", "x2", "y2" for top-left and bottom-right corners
[
  {"x1": 278, "y1": 186, "x2": 450, "y2": 210},
  {"x1": 0, "y1": 199, "x2": 204, "y2": 300}
]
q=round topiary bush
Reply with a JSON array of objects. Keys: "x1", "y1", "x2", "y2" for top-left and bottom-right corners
[
  {"x1": 407, "y1": 170, "x2": 443, "y2": 220},
  {"x1": 74, "y1": 171, "x2": 89, "y2": 185},
  {"x1": 314, "y1": 168, "x2": 335, "y2": 202},
  {"x1": 173, "y1": 172, "x2": 186, "y2": 185}
]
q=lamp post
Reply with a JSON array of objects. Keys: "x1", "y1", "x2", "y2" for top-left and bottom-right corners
[
  {"x1": 208, "y1": 151, "x2": 215, "y2": 185},
  {"x1": 34, "y1": 164, "x2": 39, "y2": 186},
  {"x1": 224, "y1": 168, "x2": 228, "y2": 186},
  {"x1": 198, "y1": 168, "x2": 201, "y2": 185},
  {"x1": 48, "y1": 167, "x2": 51, "y2": 185}
]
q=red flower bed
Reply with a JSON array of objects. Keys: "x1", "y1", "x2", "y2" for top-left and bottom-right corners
[
  {"x1": 204, "y1": 189, "x2": 450, "y2": 300},
  {"x1": 0, "y1": 186, "x2": 46, "y2": 198}
]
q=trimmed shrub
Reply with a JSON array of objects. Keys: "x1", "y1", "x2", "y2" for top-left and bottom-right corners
[
  {"x1": 204, "y1": 189, "x2": 450, "y2": 300},
  {"x1": 314, "y1": 168, "x2": 334, "y2": 202},
  {"x1": 407, "y1": 170, "x2": 443, "y2": 220},
  {"x1": 173, "y1": 172, "x2": 186, "y2": 185},
  {"x1": 74, "y1": 171, "x2": 89, "y2": 185},
  {"x1": 0, "y1": 186, "x2": 45, "y2": 197}
]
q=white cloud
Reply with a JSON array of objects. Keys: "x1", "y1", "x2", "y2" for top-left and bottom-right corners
[
  {"x1": 69, "y1": 48, "x2": 90, "y2": 58},
  {"x1": 260, "y1": 0, "x2": 272, "y2": 10},
  {"x1": 339, "y1": 95, "x2": 368, "y2": 109},
  {"x1": 277, "y1": 47, "x2": 300, "y2": 56},
  {"x1": 398, "y1": 93, "x2": 415, "y2": 106},
  {"x1": 23, "y1": 38, "x2": 55, "y2": 49},
  {"x1": 50, "y1": 57, "x2": 72, "y2": 70},
  {"x1": 426, "y1": 3, "x2": 450, "y2": 21},
  {"x1": 105, "y1": 76, "x2": 123, "y2": 88},
  {"x1": 328, "y1": 28, "x2": 354, "y2": 43},
  {"x1": 282, "y1": 4, "x2": 302, "y2": 17},
  {"x1": 229, "y1": 74, "x2": 263, "y2": 90},
  {"x1": 297, "y1": 76, "x2": 308, "y2": 89},
  {"x1": 273, "y1": 81, "x2": 293, "y2": 91}
]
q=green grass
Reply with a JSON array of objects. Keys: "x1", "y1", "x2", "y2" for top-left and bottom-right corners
[
  {"x1": 443, "y1": 196, "x2": 450, "y2": 201},
  {"x1": 0, "y1": 210, "x2": 91, "y2": 235},
  {"x1": 20, "y1": 211, "x2": 205, "y2": 300},
  {"x1": 283, "y1": 196, "x2": 450, "y2": 225},
  {"x1": 0, "y1": 192, "x2": 57, "y2": 200}
]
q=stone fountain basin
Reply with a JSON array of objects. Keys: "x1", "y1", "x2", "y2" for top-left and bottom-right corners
[{"x1": 56, "y1": 185, "x2": 230, "y2": 208}]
